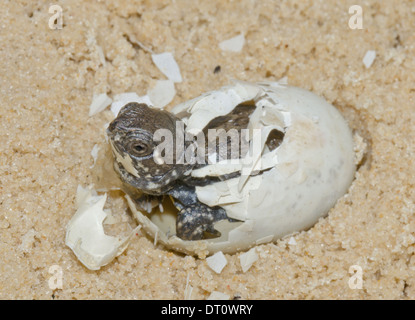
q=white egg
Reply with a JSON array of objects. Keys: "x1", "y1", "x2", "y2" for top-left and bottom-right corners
[{"x1": 128, "y1": 80, "x2": 356, "y2": 257}]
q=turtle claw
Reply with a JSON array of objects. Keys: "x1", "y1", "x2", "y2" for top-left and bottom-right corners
[{"x1": 134, "y1": 194, "x2": 163, "y2": 213}]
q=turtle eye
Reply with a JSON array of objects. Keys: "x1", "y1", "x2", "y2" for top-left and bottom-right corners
[{"x1": 129, "y1": 141, "x2": 151, "y2": 157}]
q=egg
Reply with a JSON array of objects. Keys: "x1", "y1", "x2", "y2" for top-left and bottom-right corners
[{"x1": 127, "y1": 80, "x2": 356, "y2": 257}]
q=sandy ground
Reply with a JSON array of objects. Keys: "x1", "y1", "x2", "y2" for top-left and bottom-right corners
[{"x1": 1, "y1": 0, "x2": 415, "y2": 299}]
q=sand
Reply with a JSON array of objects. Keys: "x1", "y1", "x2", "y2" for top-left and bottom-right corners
[{"x1": 1, "y1": 0, "x2": 415, "y2": 299}]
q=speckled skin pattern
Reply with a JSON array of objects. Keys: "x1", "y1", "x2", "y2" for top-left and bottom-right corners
[{"x1": 107, "y1": 102, "x2": 244, "y2": 240}]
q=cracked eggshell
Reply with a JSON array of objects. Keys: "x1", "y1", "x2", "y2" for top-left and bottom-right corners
[
  {"x1": 128, "y1": 81, "x2": 356, "y2": 256},
  {"x1": 66, "y1": 185, "x2": 139, "y2": 270}
]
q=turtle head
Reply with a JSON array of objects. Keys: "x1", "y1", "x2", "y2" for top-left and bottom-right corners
[{"x1": 107, "y1": 102, "x2": 191, "y2": 193}]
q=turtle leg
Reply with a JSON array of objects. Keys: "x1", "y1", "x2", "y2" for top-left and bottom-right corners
[
  {"x1": 167, "y1": 183, "x2": 229, "y2": 240},
  {"x1": 176, "y1": 203, "x2": 228, "y2": 240}
]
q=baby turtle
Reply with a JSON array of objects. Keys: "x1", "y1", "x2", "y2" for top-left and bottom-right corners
[{"x1": 107, "y1": 102, "x2": 282, "y2": 241}]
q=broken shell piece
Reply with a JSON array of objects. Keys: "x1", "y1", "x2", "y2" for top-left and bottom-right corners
[
  {"x1": 363, "y1": 50, "x2": 376, "y2": 69},
  {"x1": 90, "y1": 144, "x2": 100, "y2": 168},
  {"x1": 239, "y1": 247, "x2": 258, "y2": 273},
  {"x1": 128, "y1": 81, "x2": 356, "y2": 256},
  {"x1": 184, "y1": 274, "x2": 193, "y2": 300},
  {"x1": 287, "y1": 236, "x2": 297, "y2": 246},
  {"x1": 151, "y1": 52, "x2": 183, "y2": 83},
  {"x1": 65, "y1": 185, "x2": 139, "y2": 270},
  {"x1": 219, "y1": 33, "x2": 245, "y2": 52},
  {"x1": 147, "y1": 80, "x2": 176, "y2": 109},
  {"x1": 206, "y1": 251, "x2": 227, "y2": 274},
  {"x1": 89, "y1": 93, "x2": 112, "y2": 116}
]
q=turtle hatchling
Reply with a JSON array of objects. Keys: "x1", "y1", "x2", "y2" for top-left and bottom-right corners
[{"x1": 107, "y1": 81, "x2": 356, "y2": 255}]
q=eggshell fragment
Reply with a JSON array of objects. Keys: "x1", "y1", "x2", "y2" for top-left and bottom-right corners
[
  {"x1": 184, "y1": 274, "x2": 193, "y2": 300},
  {"x1": 239, "y1": 247, "x2": 258, "y2": 273},
  {"x1": 363, "y1": 50, "x2": 376, "y2": 68},
  {"x1": 288, "y1": 236, "x2": 297, "y2": 246},
  {"x1": 89, "y1": 93, "x2": 112, "y2": 116},
  {"x1": 90, "y1": 144, "x2": 100, "y2": 168},
  {"x1": 65, "y1": 185, "x2": 139, "y2": 270},
  {"x1": 151, "y1": 52, "x2": 183, "y2": 83},
  {"x1": 219, "y1": 34, "x2": 245, "y2": 52},
  {"x1": 206, "y1": 251, "x2": 227, "y2": 273},
  {"x1": 147, "y1": 80, "x2": 176, "y2": 108}
]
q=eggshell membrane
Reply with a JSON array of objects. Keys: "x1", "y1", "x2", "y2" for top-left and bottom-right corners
[{"x1": 128, "y1": 81, "x2": 356, "y2": 256}]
